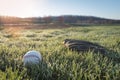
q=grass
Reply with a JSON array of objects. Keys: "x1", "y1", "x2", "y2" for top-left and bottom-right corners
[{"x1": 0, "y1": 25, "x2": 120, "y2": 80}]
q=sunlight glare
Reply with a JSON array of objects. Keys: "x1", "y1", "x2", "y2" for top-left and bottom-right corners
[{"x1": 0, "y1": 0, "x2": 47, "y2": 17}]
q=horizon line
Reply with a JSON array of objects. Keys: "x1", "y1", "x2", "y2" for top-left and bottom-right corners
[{"x1": 0, "y1": 14, "x2": 120, "y2": 20}]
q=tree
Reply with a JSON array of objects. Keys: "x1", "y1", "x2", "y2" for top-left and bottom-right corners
[
  {"x1": 0, "y1": 16, "x2": 3, "y2": 27},
  {"x1": 58, "y1": 16, "x2": 64, "y2": 23},
  {"x1": 0, "y1": 16, "x2": 1, "y2": 26}
]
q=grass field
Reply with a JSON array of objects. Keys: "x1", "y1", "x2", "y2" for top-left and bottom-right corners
[{"x1": 0, "y1": 25, "x2": 120, "y2": 80}]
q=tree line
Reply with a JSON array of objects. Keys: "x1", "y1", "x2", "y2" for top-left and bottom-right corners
[{"x1": 0, "y1": 15, "x2": 120, "y2": 25}]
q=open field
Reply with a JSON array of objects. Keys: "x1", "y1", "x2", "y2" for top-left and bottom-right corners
[{"x1": 0, "y1": 25, "x2": 120, "y2": 80}]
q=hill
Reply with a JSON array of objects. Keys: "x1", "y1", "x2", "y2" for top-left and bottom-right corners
[{"x1": 0, "y1": 15, "x2": 120, "y2": 26}]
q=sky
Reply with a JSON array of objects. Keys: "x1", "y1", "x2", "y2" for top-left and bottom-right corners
[{"x1": 0, "y1": 0, "x2": 120, "y2": 19}]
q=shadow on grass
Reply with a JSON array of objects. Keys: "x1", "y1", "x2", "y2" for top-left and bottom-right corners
[{"x1": 25, "y1": 61, "x2": 52, "y2": 80}]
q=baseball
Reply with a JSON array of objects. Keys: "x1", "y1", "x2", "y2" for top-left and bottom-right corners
[{"x1": 23, "y1": 50, "x2": 42, "y2": 67}]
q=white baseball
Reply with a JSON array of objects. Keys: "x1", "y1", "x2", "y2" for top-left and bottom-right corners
[{"x1": 23, "y1": 50, "x2": 42, "y2": 67}]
